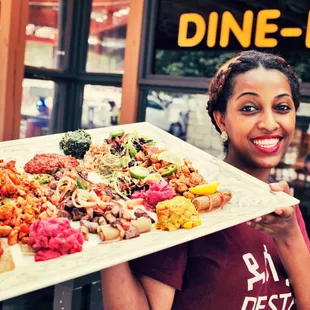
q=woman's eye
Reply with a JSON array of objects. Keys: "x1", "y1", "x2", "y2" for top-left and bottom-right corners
[
  {"x1": 275, "y1": 104, "x2": 291, "y2": 112},
  {"x1": 240, "y1": 105, "x2": 257, "y2": 112}
]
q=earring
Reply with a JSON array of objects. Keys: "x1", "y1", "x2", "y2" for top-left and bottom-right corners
[{"x1": 221, "y1": 131, "x2": 228, "y2": 142}]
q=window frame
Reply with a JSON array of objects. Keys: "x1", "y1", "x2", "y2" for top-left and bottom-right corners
[{"x1": 24, "y1": 0, "x2": 124, "y2": 134}]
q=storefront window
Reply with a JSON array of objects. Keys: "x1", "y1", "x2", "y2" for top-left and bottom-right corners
[
  {"x1": 86, "y1": 0, "x2": 130, "y2": 73},
  {"x1": 82, "y1": 85, "x2": 122, "y2": 129},
  {"x1": 270, "y1": 104, "x2": 310, "y2": 214},
  {"x1": 145, "y1": 90, "x2": 224, "y2": 158},
  {"x1": 25, "y1": 0, "x2": 68, "y2": 69},
  {"x1": 20, "y1": 79, "x2": 55, "y2": 139},
  {"x1": 154, "y1": 0, "x2": 310, "y2": 82}
]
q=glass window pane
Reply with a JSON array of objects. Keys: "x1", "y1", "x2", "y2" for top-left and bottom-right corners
[
  {"x1": 20, "y1": 79, "x2": 55, "y2": 139},
  {"x1": 82, "y1": 85, "x2": 122, "y2": 128},
  {"x1": 145, "y1": 90, "x2": 224, "y2": 159},
  {"x1": 86, "y1": 0, "x2": 130, "y2": 73},
  {"x1": 25, "y1": 0, "x2": 68, "y2": 69},
  {"x1": 154, "y1": 0, "x2": 310, "y2": 82}
]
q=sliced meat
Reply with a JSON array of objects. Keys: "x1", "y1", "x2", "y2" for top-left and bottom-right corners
[
  {"x1": 80, "y1": 220, "x2": 98, "y2": 233},
  {"x1": 72, "y1": 208, "x2": 86, "y2": 221},
  {"x1": 125, "y1": 225, "x2": 140, "y2": 240},
  {"x1": 93, "y1": 209, "x2": 105, "y2": 217},
  {"x1": 57, "y1": 210, "x2": 71, "y2": 219},
  {"x1": 61, "y1": 197, "x2": 74, "y2": 209},
  {"x1": 105, "y1": 213, "x2": 117, "y2": 225},
  {"x1": 134, "y1": 208, "x2": 155, "y2": 223}
]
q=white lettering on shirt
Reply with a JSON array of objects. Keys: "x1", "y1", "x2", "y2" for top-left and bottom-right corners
[
  {"x1": 280, "y1": 293, "x2": 292, "y2": 310},
  {"x1": 242, "y1": 253, "x2": 265, "y2": 290},
  {"x1": 263, "y1": 245, "x2": 279, "y2": 282},
  {"x1": 268, "y1": 294, "x2": 278, "y2": 310},
  {"x1": 255, "y1": 296, "x2": 267, "y2": 310},
  {"x1": 241, "y1": 294, "x2": 294, "y2": 310},
  {"x1": 241, "y1": 297, "x2": 256, "y2": 310},
  {"x1": 241, "y1": 245, "x2": 294, "y2": 310}
]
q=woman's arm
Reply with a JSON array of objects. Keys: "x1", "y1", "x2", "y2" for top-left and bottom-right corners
[
  {"x1": 274, "y1": 227, "x2": 310, "y2": 309},
  {"x1": 247, "y1": 181, "x2": 310, "y2": 309},
  {"x1": 101, "y1": 262, "x2": 175, "y2": 310}
]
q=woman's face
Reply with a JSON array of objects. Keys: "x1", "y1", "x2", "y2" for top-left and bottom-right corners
[{"x1": 216, "y1": 67, "x2": 296, "y2": 170}]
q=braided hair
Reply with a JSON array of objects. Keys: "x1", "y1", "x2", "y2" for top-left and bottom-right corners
[{"x1": 207, "y1": 50, "x2": 301, "y2": 137}]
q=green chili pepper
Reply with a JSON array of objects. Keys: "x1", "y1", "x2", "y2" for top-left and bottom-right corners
[
  {"x1": 160, "y1": 164, "x2": 177, "y2": 177},
  {"x1": 110, "y1": 129, "x2": 125, "y2": 138}
]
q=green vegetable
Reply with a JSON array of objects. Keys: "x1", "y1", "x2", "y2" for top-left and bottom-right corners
[
  {"x1": 76, "y1": 178, "x2": 88, "y2": 190},
  {"x1": 33, "y1": 174, "x2": 53, "y2": 184},
  {"x1": 160, "y1": 164, "x2": 177, "y2": 177},
  {"x1": 59, "y1": 129, "x2": 92, "y2": 159},
  {"x1": 110, "y1": 129, "x2": 125, "y2": 138},
  {"x1": 120, "y1": 156, "x2": 131, "y2": 167},
  {"x1": 129, "y1": 166, "x2": 150, "y2": 179}
]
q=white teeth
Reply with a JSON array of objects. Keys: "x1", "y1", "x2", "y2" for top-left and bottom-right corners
[{"x1": 253, "y1": 138, "x2": 279, "y2": 148}]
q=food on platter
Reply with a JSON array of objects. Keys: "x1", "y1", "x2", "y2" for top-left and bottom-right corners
[
  {"x1": 189, "y1": 181, "x2": 220, "y2": 195},
  {"x1": 131, "y1": 180, "x2": 174, "y2": 212},
  {"x1": 0, "y1": 128, "x2": 232, "y2": 269},
  {"x1": 24, "y1": 153, "x2": 79, "y2": 175},
  {"x1": 59, "y1": 129, "x2": 92, "y2": 159},
  {"x1": 131, "y1": 217, "x2": 152, "y2": 233},
  {"x1": 0, "y1": 240, "x2": 15, "y2": 273},
  {"x1": 193, "y1": 191, "x2": 232, "y2": 212},
  {"x1": 28, "y1": 217, "x2": 84, "y2": 262},
  {"x1": 0, "y1": 160, "x2": 57, "y2": 245},
  {"x1": 156, "y1": 196, "x2": 202, "y2": 231}
]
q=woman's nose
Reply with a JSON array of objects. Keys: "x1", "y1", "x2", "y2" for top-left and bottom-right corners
[{"x1": 257, "y1": 110, "x2": 279, "y2": 131}]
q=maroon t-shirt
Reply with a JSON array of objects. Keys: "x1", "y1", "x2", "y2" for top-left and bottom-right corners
[{"x1": 130, "y1": 207, "x2": 310, "y2": 310}]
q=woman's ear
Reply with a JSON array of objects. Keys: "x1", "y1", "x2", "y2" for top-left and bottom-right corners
[{"x1": 213, "y1": 111, "x2": 226, "y2": 132}]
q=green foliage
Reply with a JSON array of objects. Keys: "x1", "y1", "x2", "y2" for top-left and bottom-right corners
[{"x1": 155, "y1": 50, "x2": 310, "y2": 82}]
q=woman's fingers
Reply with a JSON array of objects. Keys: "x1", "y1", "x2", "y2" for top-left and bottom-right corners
[
  {"x1": 274, "y1": 206, "x2": 295, "y2": 218},
  {"x1": 269, "y1": 181, "x2": 291, "y2": 195},
  {"x1": 250, "y1": 206, "x2": 294, "y2": 225}
]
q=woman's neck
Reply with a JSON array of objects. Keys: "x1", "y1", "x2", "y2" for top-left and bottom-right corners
[{"x1": 224, "y1": 154, "x2": 271, "y2": 183}]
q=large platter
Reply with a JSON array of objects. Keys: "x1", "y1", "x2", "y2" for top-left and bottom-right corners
[{"x1": 0, "y1": 122, "x2": 299, "y2": 301}]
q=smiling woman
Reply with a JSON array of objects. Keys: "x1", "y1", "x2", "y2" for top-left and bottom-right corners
[
  {"x1": 100, "y1": 51, "x2": 310, "y2": 310},
  {"x1": 207, "y1": 51, "x2": 300, "y2": 181}
]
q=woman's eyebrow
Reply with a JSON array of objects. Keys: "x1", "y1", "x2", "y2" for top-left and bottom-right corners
[
  {"x1": 236, "y1": 92, "x2": 259, "y2": 100},
  {"x1": 275, "y1": 93, "x2": 291, "y2": 99}
]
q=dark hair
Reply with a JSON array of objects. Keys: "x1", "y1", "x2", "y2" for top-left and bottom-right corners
[{"x1": 207, "y1": 50, "x2": 300, "y2": 136}]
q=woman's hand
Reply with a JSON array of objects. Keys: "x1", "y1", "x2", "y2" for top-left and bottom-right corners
[{"x1": 246, "y1": 181, "x2": 299, "y2": 242}]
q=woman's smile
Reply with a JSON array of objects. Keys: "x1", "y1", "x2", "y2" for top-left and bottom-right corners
[{"x1": 250, "y1": 135, "x2": 283, "y2": 154}]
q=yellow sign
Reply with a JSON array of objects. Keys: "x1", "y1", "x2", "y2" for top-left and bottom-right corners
[{"x1": 178, "y1": 10, "x2": 310, "y2": 48}]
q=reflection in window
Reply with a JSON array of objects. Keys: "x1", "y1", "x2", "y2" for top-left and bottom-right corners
[
  {"x1": 82, "y1": 85, "x2": 122, "y2": 129},
  {"x1": 86, "y1": 0, "x2": 130, "y2": 73},
  {"x1": 20, "y1": 79, "x2": 55, "y2": 139},
  {"x1": 145, "y1": 91, "x2": 223, "y2": 158},
  {"x1": 25, "y1": 0, "x2": 67, "y2": 69}
]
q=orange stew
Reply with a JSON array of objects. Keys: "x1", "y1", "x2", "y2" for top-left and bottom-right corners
[{"x1": 24, "y1": 154, "x2": 79, "y2": 175}]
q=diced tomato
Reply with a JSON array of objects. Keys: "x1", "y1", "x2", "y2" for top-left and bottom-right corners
[
  {"x1": 93, "y1": 189, "x2": 102, "y2": 197},
  {"x1": 20, "y1": 223, "x2": 30, "y2": 234},
  {"x1": 154, "y1": 163, "x2": 162, "y2": 170}
]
